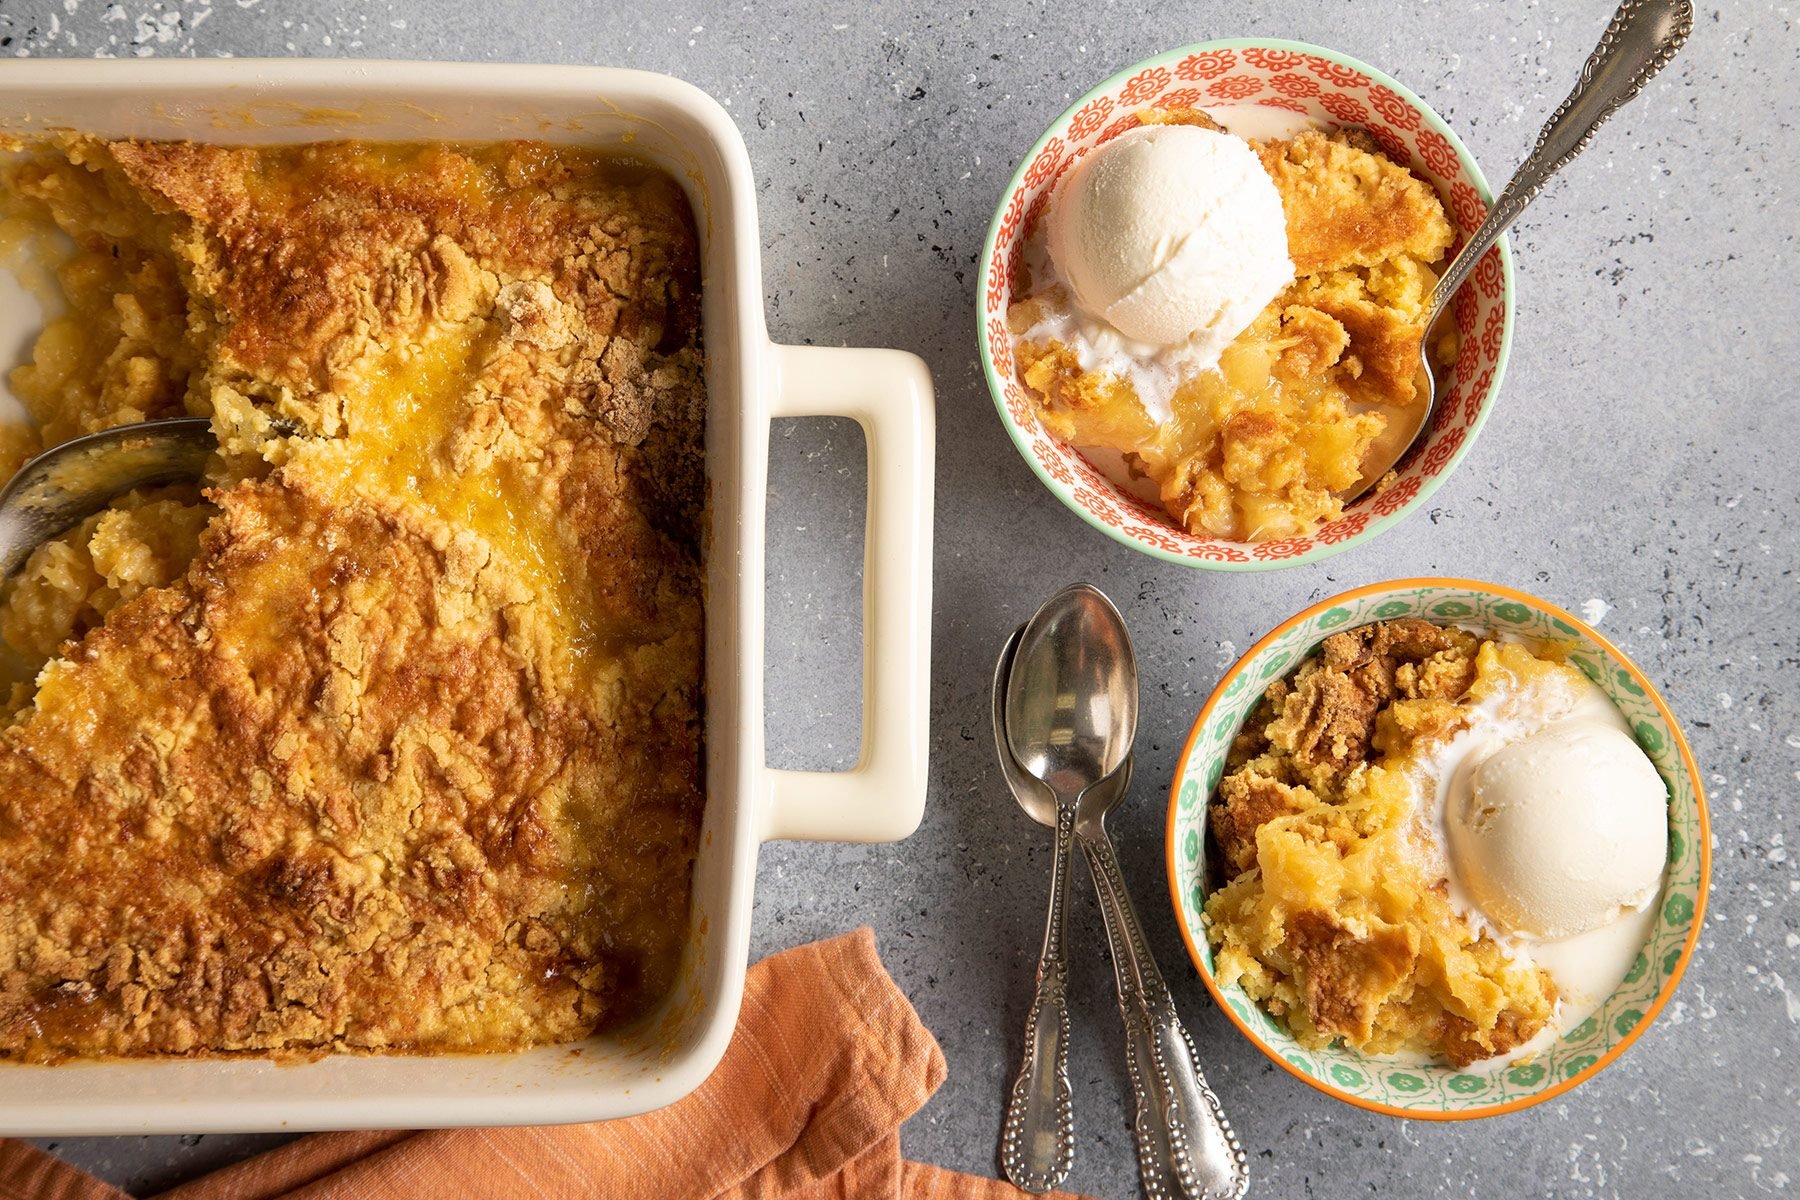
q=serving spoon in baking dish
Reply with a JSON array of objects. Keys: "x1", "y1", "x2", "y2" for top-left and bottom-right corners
[
  {"x1": 0, "y1": 417, "x2": 215, "y2": 578},
  {"x1": 997, "y1": 583, "x2": 1246, "y2": 1200},
  {"x1": 1343, "y1": 0, "x2": 1692, "y2": 502}
]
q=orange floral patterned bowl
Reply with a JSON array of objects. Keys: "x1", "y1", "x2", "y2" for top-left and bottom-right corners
[{"x1": 976, "y1": 40, "x2": 1516, "y2": 570}]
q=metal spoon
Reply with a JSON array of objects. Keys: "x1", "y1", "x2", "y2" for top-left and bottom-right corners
[
  {"x1": 995, "y1": 584, "x2": 1131, "y2": 1193},
  {"x1": 1344, "y1": 0, "x2": 1693, "y2": 501},
  {"x1": 994, "y1": 623, "x2": 1076, "y2": 1193},
  {"x1": 997, "y1": 584, "x2": 1244, "y2": 1198},
  {"x1": 1064, "y1": 587, "x2": 1246, "y2": 1200},
  {"x1": 0, "y1": 418, "x2": 215, "y2": 578}
]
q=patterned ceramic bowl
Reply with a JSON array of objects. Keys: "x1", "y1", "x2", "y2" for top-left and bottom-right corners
[
  {"x1": 977, "y1": 40, "x2": 1515, "y2": 570},
  {"x1": 1164, "y1": 579, "x2": 1710, "y2": 1118}
]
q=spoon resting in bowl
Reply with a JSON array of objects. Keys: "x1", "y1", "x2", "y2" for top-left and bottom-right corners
[{"x1": 1343, "y1": 0, "x2": 1692, "y2": 502}]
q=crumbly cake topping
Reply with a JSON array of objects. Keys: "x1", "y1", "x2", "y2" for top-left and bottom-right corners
[{"x1": 0, "y1": 138, "x2": 706, "y2": 1060}]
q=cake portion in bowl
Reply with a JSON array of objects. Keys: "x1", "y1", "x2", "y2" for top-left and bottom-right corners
[
  {"x1": 1204, "y1": 619, "x2": 1666, "y2": 1067},
  {"x1": 1008, "y1": 111, "x2": 1455, "y2": 542},
  {"x1": 0, "y1": 137, "x2": 706, "y2": 1061}
]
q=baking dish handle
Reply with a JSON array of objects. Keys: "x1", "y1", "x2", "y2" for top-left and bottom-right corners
[{"x1": 763, "y1": 344, "x2": 935, "y2": 843}]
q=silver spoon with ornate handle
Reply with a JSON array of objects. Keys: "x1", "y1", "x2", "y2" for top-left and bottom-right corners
[
  {"x1": 1346, "y1": 0, "x2": 1693, "y2": 500},
  {"x1": 1063, "y1": 587, "x2": 1246, "y2": 1200},
  {"x1": 997, "y1": 711, "x2": 1238, "y2": 1199},
  {"x1": 999, "y1": 584, "x2": 1141, "y2": 1191},
  {"x1": 993, "y1": 621, "x2": 1079, "y2": 1193},
  {"x1": 1078, "y1": 771, "x2": 1246, "y2": 1200}
]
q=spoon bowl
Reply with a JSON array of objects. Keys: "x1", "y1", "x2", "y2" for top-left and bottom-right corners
[
  {"x1": 993, "y1": 624, "x2": 1058, "y2": 829},
  {"x1": 1004, "y1": 583, "x2": 1138, "y2": 800},
  {"x1": 0, "y1": 417, "x2": 215, "y2": 578},
  {"x1": 998, "y1": 618, "x2": 1138, "y2": 836}
]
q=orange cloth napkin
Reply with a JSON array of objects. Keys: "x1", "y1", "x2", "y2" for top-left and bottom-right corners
[{"x1": 0, "y1": 929, "x2": 1091, "y2": 1200}]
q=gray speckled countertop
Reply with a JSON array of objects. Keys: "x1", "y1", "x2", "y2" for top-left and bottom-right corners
[{"x1": 6, "y1": 1, "x2": 1796, "y2": 1196}]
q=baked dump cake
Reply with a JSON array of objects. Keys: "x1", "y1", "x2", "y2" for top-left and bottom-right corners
[
  {"x1": 1008, "y1": 112, "x2": 1455, "y2": 541},
  {"x1": 1207, "y1": 617, "x2": 1669, "y2": 1067},
  {"x1": 0, "y1": 138, "x2": 705, "y2": 1060},
  {"x1": 1206, "y1": 621, "x2": 1575, "y2": 1066}
]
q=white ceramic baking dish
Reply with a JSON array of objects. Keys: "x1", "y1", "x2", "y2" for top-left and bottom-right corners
[{"x1": 0, "y1": 60, "x2": 935, "y2": 1135}]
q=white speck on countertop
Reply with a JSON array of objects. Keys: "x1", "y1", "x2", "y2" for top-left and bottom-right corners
[
  {"x1": 1764, "y1": 973, "x2": 1800, "y2": 1024},
  {"x1": 1667, "y1": 984, "x2": 1719, "y2": 1028},
  {"x1": 1581, "y1": 597, "x2": 1610, "y2": 624}
]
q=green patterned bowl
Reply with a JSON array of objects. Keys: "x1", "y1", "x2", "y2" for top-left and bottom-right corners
[{"x1": 1164, "y1": 578, "x2": 1710, "y2": 1118}]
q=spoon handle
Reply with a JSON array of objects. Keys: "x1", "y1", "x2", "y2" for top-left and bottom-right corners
[
  {"x1": 1001, "y1": 802, "x2": 1078, "y2": 1194},
  {"x1": 1081, "y1": 829, "x2": 1246, "y2": 1200},
  {"x1": 1430, "y1": 0, "x2": 1692, "y2": 312}
]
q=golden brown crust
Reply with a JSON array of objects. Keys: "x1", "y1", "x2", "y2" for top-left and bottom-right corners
[
  {"x1": 1212, "y1": 769, "x2": 1311, "y2": 880},
  {"x1": 104, "y1": 141, "x2": 700, "y2": 393},
  {"x1": 1270, "y1": 302, "x2": 1350, "y2": 381},
  {"x1": 1257, "y1": 131, "x2": 1454, "y2": 408},
  {"x1": 0, "y1": 139, "x2": 706, "y2": 1061},
  {"x1": 1238, "y1": 618, "x2": 1477, "y2": 793},
  {"x1": 1137, "y1": 108, "x2": 1225, "y2": 133},
  {"x1": 1254, "y1": 130, "x2": 1455, "y2": 277},
  {"x1": 1287, "y1": 910, "x2": 1421, "y2": 1046}
]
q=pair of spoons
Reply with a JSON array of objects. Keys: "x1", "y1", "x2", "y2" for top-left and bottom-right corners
[{"x1": 994, "y1": 583, "x2": 1246, "y2": 1199}]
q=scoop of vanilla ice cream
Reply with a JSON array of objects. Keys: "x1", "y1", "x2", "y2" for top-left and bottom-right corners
[
  {"x1": 1446, "y1": 718, "x2": 1668, "y2": 940},
  {"x1": 1044, "y1": 123, "x2": 1291, "y2": 357}
]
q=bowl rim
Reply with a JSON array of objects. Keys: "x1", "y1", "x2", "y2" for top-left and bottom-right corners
[
  {"x1": 975, "y1": 38, "x2": 1518, "y2": 571},
  {"x1": 1161, "y1": 576, "x2": 1712, "y2": 1119}
]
